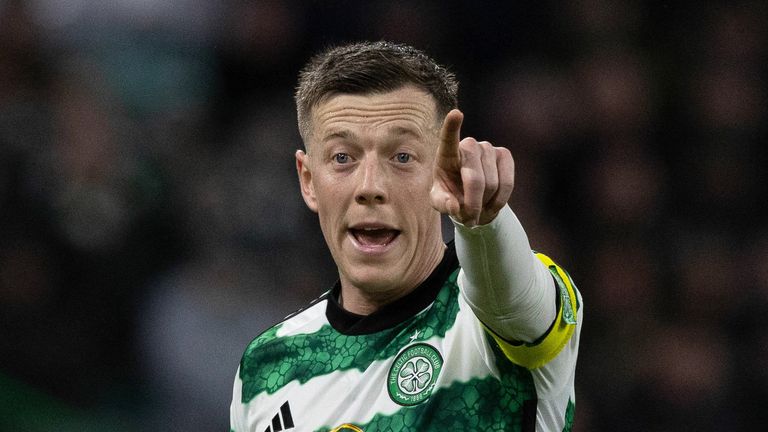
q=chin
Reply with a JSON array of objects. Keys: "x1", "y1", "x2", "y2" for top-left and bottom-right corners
[{"x1": 346, "y1": 270, "x2": 398, "y2": 293}]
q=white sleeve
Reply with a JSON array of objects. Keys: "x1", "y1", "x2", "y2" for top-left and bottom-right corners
[
  {"x1": 453, "y1": 205, "x2": 557, "y2": 343},
  {"x1": 230, "y1": 367, "x2": 246, "y2": 432}
]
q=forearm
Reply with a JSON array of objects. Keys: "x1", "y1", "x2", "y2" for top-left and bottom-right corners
[{"x1": 453, "y1": 205, "x2": 556, "y2": 343}]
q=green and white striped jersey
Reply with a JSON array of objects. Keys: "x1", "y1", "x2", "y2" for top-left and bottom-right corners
[{"x1": 230, "y1": 243, "x2": 582, "y2": 432}]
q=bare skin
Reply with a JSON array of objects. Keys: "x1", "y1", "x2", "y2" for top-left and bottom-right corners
[{"x1": 296, "y1": 85, "x2": 514, "y2": 315}]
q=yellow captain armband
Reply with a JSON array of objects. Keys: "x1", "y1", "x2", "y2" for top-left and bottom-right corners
[{"x1": 484, "y1": 253, "x2": 579, "y2": 369}]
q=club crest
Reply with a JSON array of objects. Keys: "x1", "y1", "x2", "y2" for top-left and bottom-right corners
[{"x1": 387, "y1": 343, "x2": 443, "y2": 406}]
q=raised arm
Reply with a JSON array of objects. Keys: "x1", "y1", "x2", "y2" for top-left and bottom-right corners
[{"x1": 430, "y1": 109, "x2": 556, "y2": 343}]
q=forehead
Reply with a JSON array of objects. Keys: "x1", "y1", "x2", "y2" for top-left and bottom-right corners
[{"x1": 309, "y1": 86, "x2": 439, "y2": 142}]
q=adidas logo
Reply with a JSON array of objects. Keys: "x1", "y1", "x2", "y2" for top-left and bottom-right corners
[{"x1": 264, "y1": 401, "x2": 294, "y2": 432}]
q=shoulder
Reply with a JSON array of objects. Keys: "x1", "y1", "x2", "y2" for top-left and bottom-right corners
[
  {"x1": 236, "y1": 293, "x2": 332, "y2": 403},
  {"x1": 242, "y1": 292, "x2": 330, "y2": 359}
]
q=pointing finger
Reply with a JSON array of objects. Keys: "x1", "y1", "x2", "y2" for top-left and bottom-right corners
[{"x1": 436, "y1": 109, "x2": 464, "y2": 165}]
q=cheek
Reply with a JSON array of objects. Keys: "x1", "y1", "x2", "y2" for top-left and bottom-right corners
[
  {"x1": 400, "y1": 183, "x2": 440, "y2": 224},
  {"x1": 401, "y1": 171, "x2": 432, "y2": 196},
  {"x1": 314, "y1": 184, "x2": 349, "y2": 230},
  {"x1": 317, "y1": 198, "x2": 342, "y2": 226},
  {"x1": 408, "y1": 175, "x2": 435, "y2": 205}
]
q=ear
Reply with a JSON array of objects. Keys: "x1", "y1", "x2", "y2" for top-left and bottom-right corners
[{"x1": 296, "y1": 149, "x2": 318, "y2": 213}]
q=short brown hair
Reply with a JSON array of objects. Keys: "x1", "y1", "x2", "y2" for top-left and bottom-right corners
[{"x1": 295, "y1": 41, "x2": 459, "y2": 143}]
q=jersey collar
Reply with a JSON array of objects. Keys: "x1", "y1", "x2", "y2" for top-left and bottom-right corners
[{"x1": 326, "y1": 241, "x2": 459, "y2": 335}]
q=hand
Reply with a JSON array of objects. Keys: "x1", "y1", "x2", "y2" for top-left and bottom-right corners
[{"x1": 430, "y1": 109, "x2": 515, "y2": 227}]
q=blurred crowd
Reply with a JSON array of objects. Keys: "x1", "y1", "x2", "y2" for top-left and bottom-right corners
[{"x1": 1, "y1": 1, "x2": 766, "y2": 431}]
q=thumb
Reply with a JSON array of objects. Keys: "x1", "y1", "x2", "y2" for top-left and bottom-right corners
[{"x1": 430, "y1": 183, "x2": 460, "y2": 216}]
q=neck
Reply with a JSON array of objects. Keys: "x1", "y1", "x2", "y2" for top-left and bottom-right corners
[{"x1": 338, "y1": 242, "x2": 446, "y2": 315}]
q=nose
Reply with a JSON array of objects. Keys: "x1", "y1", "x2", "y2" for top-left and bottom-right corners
[{"x1": 355, "y1": 157, "x2": 387, "y2": 205}]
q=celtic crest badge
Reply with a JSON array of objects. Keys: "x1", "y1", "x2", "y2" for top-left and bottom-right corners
[{"x1": 387, "y1": 343, "x2": 443, "y2": 406}]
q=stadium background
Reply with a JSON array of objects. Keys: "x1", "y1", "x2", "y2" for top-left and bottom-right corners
[{"x1": 1, "y1": 1, "x2": 766, "y2": 430}]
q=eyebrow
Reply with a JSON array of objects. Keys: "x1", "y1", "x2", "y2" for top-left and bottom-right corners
[
  {"x1": 387, "y1": 126, "x2": 422, "y2": 140},
  {"x1": 321, "y1": 126, "x2": 422, "y2": 144},
  {"x1": 321, "y1": 130, "x2": 356, "y2": 143}
]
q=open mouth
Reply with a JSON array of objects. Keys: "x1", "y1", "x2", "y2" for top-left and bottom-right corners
[{"x1": 349, "y1": 227, "x2": 400, "y2": 248}]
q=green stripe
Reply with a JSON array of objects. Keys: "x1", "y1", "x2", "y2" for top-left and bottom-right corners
[
  {"x1": 240, "y1": 270, "x2": 461, "y2": 402},
  {"x1": 316, "y1": 334, "x2": 536, "y2": 431},
  {"x1": 562, "y1": 398, "x2": 576, "y2": 432}
]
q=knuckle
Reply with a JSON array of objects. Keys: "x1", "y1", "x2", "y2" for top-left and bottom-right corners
[
  {"x1": 459, "y1": 138, "x2": 479, "y2": 152},
  {"x1": 479, "y1": 141, "x2": 494, "y2": 152},
  {"x1": 463, "y1": 171, "x2": 484, "y2": 188},
  {"x1": 500, "y1": 177, "x2": 514, "y2": 190},
  {"x1": 485, "y1": 177, "x2": 499, "y2": 191},
  {"x1": 479, "y1": 142, "x2": 496, "y2": 162}
]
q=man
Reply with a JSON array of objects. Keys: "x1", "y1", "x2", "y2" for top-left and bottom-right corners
[{"x1": 231, "y1": 41, "x2": 582, "y2": 432}]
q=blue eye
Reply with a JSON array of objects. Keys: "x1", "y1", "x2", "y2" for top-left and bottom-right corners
[
  {"x1": 333, "y1": 153, "x2": 350, "y2": 164},
  {"x1": 395, "y1": 153, "x2": 411, "y2": 163}
]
